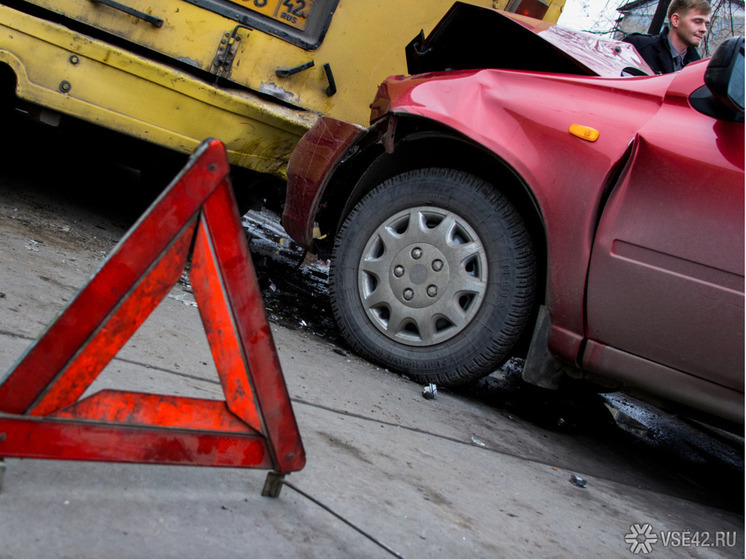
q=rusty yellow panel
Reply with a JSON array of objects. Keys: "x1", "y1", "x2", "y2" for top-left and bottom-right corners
[
  {"x1": 0, "y1": 6, "x2": 315, "y2": 176},
  {"x1": 19, "y1": 0, "x2": 235, "y2": 73}
]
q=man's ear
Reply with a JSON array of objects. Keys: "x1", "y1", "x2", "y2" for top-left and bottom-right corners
[{"x1": 670, "y1": 12, "x2": 680, "y2": 28}]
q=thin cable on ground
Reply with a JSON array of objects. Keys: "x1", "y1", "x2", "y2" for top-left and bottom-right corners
[{"x1": 282, "y1": 480, "x2": 409, "y2": 559}]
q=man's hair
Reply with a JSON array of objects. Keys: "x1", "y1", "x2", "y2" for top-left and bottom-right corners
[{"x1": 668, "y1": 0, "x2": 712, "y2": 19}]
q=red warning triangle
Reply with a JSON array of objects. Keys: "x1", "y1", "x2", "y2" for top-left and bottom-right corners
[{"x1": 0, "y1": 139, "x2": 305, "y2": 476}]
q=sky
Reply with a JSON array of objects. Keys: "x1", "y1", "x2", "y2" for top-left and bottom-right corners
[{"x1": 558, "y1": 0, "x2": 625, "y2": 33}]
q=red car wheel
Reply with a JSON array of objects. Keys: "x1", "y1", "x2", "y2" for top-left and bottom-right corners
[{"x1": 330, "y1": 167, "x2": 537, "y2": 385}]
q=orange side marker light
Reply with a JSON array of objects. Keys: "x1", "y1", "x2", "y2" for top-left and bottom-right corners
[{"x1": 569, "y1": 124, "x2": 600, "y2": 142}]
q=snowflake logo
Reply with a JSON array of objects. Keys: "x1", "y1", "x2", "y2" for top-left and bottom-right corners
[{"x1": 625, "y1": 524, "x2": 659, "y2": 554}]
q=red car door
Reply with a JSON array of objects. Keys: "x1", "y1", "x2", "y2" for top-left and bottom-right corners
[{"x1": 585, "y1": 64, "x2": 744, "y2": 393}]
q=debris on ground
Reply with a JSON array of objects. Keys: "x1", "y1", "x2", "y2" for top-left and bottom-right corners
[
  {"x1": 242, "y1": 209, "x2": 337, "y2": 342},
  {"x1": 471, "y1": 436, "x2": 487, "y2": 448},
  {"x1": 422, "y1": 383, "x2": 437, "y2": 400},
  {"x1": 569, "y1": 474, "x2": 588, "y2": 488}
]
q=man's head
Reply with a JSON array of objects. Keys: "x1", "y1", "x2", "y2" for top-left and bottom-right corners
[{"x1": 668, "y1": 0, "x2": 712, "y2": 49}]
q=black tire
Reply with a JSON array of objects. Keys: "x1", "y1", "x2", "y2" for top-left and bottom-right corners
[{"x1": 330, "y1": 168, "x2": 537, "y2": 385}]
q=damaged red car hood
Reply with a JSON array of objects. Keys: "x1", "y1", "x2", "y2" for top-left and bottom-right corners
[{"x1": 405, "y1": 2, "x2": 654, "y2": 78}]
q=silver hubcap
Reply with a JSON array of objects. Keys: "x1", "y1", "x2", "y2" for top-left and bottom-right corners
[{"x1": 358, "y1": 206, "x2": 488, "y2": 346}]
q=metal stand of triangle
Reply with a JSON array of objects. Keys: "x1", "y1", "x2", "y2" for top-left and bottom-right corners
[{"x1": 0, "y1": 139, "x2": 305, "y2": 494}]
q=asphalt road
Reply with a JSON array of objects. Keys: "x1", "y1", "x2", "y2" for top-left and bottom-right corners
[{"x1": 0, "y1": 120, "x2": 743, "y2": 558}]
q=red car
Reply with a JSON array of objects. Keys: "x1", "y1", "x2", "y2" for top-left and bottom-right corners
[{"x1": 282, "y1": 3, "x2": 744, "y2": 427}]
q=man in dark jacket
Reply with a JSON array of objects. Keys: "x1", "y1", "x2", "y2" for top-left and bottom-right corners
[{"x1": 623, "y1": 0, "x2": 711, "y2": 74}]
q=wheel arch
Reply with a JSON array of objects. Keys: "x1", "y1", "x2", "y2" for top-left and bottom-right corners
[{"x1": 316, "y1": 116, "x2": 548, "y2": 311}]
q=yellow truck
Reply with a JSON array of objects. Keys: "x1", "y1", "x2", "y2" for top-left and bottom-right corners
[{"x1": 0, "y1": 0, "x2": 565, "y2": 184}]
